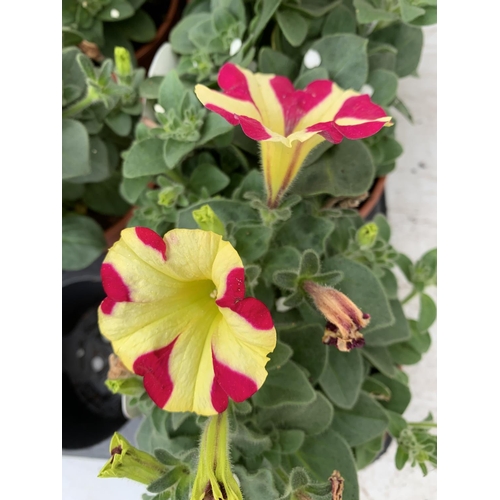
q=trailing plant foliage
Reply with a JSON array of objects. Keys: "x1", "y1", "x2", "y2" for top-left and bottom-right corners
[
  {"x1": 103, "y1": 95, "x2": 437, "y2": 495},
  {"x1": 60, "y1": 1, "x2": 438, "y2": 497},
  {"x1": 62, "y1": 46, "x2": 143, "y2": 270},
  {"x1": 62, "y1": 0, "x2": 157, "y2": 58}
]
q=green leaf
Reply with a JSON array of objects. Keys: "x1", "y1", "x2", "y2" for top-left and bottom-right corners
[
  {"x1": 275, "y1": 215, "x2": 335, "y2": 255},
  {"x1": 62, "y1": 181, "x2": 84, "y2": 201},
  {"x1": 83, "y1": 174, "x2": 131, "y2": 216},
  {"x1": 62, "y1": 214, "x2": 106, "y2": 270},
  {"x1": 379, "y1": 269, "x2": 398, "y2": 299},
  {"x1": 288, "y1": 430, "x2": 359, "y2": 500},
  {"x1": 353, "y1": 0, "x2": 398, "y2": 23},
  {"x1": 388, "y1": 340, "x2": 422, "y2": 365},
  {"x1": 234, "y1": 466, "x2": 280, "y2": 500},
  {"x1": 332, "y1": 392, "x2": 389, "y2": 447},
  {"x1": 363, "y1": 300, "x2": 411, "y2": 347},
  {"x1": 408, "y1": 319, "x2": 432, "y2": 354},
  {"x1": 396, "y1": 253, "x2": 413, "y2": 282},
  {"x1": 289, "y1": 466, "x2": 309, "y2": 489},
  {"x1": 105, "y1": 111, "x2": 132, "y2": 137},
  {"x1": 294, "y1": 67, "x2": 329, "y2": 89},
  {"x1": 355, "y1": 434, "x2": 385, "y2": 469},
  {"x1": 62, "y1": 47, "x2": 86, "y2": 102},
  {"x1": 276, "y1": 8, "x2": 308, "y2": 47},
  {"x1": 139, "y1": 76, "x2": 164, "y2": 99},
  {"x1": 170, "y1": 13, "x2": 212, "y2": 54},
  {"x1": 197, "y1": 113, "x2": 234, "y2": 145},
  {"x1": 291, "y1": 140, "x2": 375, "y2": 198},
  {"x1": 417, "y1": 293, "x2": 437, "y2": 331},
  {"x1": 279, "y1": 324, "x2": 328, "y2": 384},
  {"x1": 154, "y1": 449, "x2": 181, "y2": 466},
  {"x1": 392, "y1": 96, "x2": 414, "y2": 123},
  {"x1": 368, "y1": 69, "x2": 398, "y2": 106},
  {"x1": 385, "y1": 409, "x2": 407, "y2": 438},
  {"x1": 257, "y1": 391, "x2": 334, "y2": 436},
  {"x1": 362, "y1": 376, "x2": 392, "y2": 401},
  {"x1": 158, "y1": 70, "x2": 186, "y2": 113},
  {"x1": 62, "y1": 119, "x2": 90, "y2": 179},
  {"x1": 283, "y1": 0, "x2": 338, "y2": 17},
  {"x1": 190, "y1": 164, "x2": 230, "y2": 195},
  {"x1": 279, "y1": 430, "x2": 305, "y2": 454},
  {"x1": 306, "y1": 34, "x2": 368, "y2": 90},
  {"x1": 253, "y1": 361, "x2": 316, "y2": 408},
  {"x1": 177, "y1": 199, "x2": 259, "y2": 229},
  {"x1": 261, "y1": 246, "x2": 301, "y2": 286},
  {"x1": 322, "y1": 4, "x2": 356, "y2": 35},
  {"x1": 362, "y1": 346, "x2": 397, "y2": 378},
  {"x1": 319, "y1": 348, "x2": 363, "y2": 409},
  {"x1": 371, "y1": 23, "x2": 423, "y2": 78},
  {"x1": 163, "y1": 139, "x2": 195, "y2": 170},
  {"x1": 266, "y1": 340, "x2": 294, "y2": 370},
  {"x1": 395, "y1": 444, "x2": 409, "y2": 470},
  {"x1": 408, "y1": 6, "x2": 437, "y2": 26},
  {"x1": 123, "y1": 138, "x2": 167, "y2": 177},
  {"x1": 147, "y1": 469, "x2": 180, "y2": 493},
  {"x1": 115, "y1": 9, "x2": 156, "y2": 42},
  {"x1": 372, "y1": 373, "x2": 411, "y2": 414},
  {"x1": 399, "y1": 0, "x2": 426, "y2": 23},
  {"x1": 67, "y1": 136, "x2": 111, "y2": 184},
  {"x1": 258, "y1": 47, "x2": 298, "y2": 79},
  {"x1": 247, "y1": 0, "x2": 283, "y2": 45},
  {"x1": 322, "y1": 257, "x2": 395, "y2": 333},
  {"x1": 234, "y1": 224, "x2": 273, "y2": 263},
  {"x1": 120, "y1": 175, "x2": 151, "y2": 204}
]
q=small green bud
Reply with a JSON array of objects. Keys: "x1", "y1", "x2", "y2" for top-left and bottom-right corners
[
  {"x1": 157, "y1": 185, "x2": 183, "y2": 208},
  {"x1": 114, "y1": 46, "x2": 132, "y2": 77},
  {"x1": 192, "y1": 205, "x2": 225, "y2": 236},
  {"x1": 356, "y1": 222, "x2": 379, "y2": 248},
  {"x1": 98, "y1": 433, "x2": 168, "y2": 484},
  {"x1": 105, "y1": 377, "x2": 144, "y2": 396}
]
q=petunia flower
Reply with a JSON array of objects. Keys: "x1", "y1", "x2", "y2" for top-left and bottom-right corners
[
  {"x1": 195, "y1": 63, "x2": 392, "y2": 208},
  {"x1": 303, "y1": 280, "x2": 370, "y2": 352},
  {"x1": 98, "y1": 227, "x2": 276, "y2": 416}
]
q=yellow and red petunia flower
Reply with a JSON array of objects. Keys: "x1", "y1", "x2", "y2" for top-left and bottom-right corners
[
  {"x1": 98, "y1": 227, "x2": 276, "y2": 416},
  {"x1": 195, "y1": 63, "x2": 392, "y2": 208}
]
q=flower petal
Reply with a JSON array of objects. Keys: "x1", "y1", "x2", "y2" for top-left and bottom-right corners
[{"x1": 98, "y1": 228, "x2": 276, "y2": 416}]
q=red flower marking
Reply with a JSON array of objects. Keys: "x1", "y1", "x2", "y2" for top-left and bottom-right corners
[
  {"x1": 216, "y1": 268, "x2": 274, "y2": 330},
  {"x1": 206, "y1": 103, "x2": 239, "y2": 125},
  {"x1": 135, "y1": 227, "x2": 167, "y2": 260},
  {"x1": 269, "y1": 77, "x2": 332, "y2": 135},
  {"x1": 218, "y1": 63, "x2": 254, "y2": 102},
  {"x1": 212, "y1": 351, "x2": 258, "y2": 403},
  {"x1": 210, "y1": 377, "x2": 229, "y2": 413},
  {"x1": 133, "y1": 337, "x2": 179, "y2": 408},
  {"x1": 239, "y1": 116, "x2": 272, "y2": 140},
  {"x1": 100, "y1": 263, "x2": 131, "y2": 315}
]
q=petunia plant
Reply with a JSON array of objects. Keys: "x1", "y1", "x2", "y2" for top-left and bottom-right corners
[{"x1": 65, "y1": 2, "x2": 441, "y2": 499}]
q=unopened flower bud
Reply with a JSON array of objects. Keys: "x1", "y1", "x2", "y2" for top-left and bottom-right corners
[
  {"x1": 114, "y1": 46, "x2": 132, "y2": 77},
  {"x1": 303, "y1": 281, "x2": 370, "y2": 352},
  {"x1": 192, "y1": 204, "x2": 225, "y2": 236},
  {"x1": 356, "y1": 222, "x2": 378, "y2": 248},
  {"x1": 98, "y1": 433, "x2": 168, "y2": 484}
]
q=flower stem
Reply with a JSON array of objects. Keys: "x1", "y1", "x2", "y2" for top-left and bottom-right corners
[
  {"x1": 408, "y1": 422, "x2": 437, "y2": 429},
  {"x1": 401, "y1": 288, "x2": 418, "y2": 305},
  {"x1": 62, "y1": 88, "x2": 99, "y2": 118}
]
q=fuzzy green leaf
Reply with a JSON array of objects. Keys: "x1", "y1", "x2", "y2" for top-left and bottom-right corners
[{"x1": 123, "y1": 138, "x2": 166, "y2": 177}]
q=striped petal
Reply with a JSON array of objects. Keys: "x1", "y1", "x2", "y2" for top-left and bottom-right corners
[
  {"x1": 98, "y1": 227, "x2": 276, "y2": 416},
  {"x1": 194, "y1": 63, "x2": 392, "y2": 208}
]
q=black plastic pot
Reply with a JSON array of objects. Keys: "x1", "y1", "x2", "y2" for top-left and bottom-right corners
[{"x1": 62, "y1": 255, "x2": 127, "y2": 450}]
